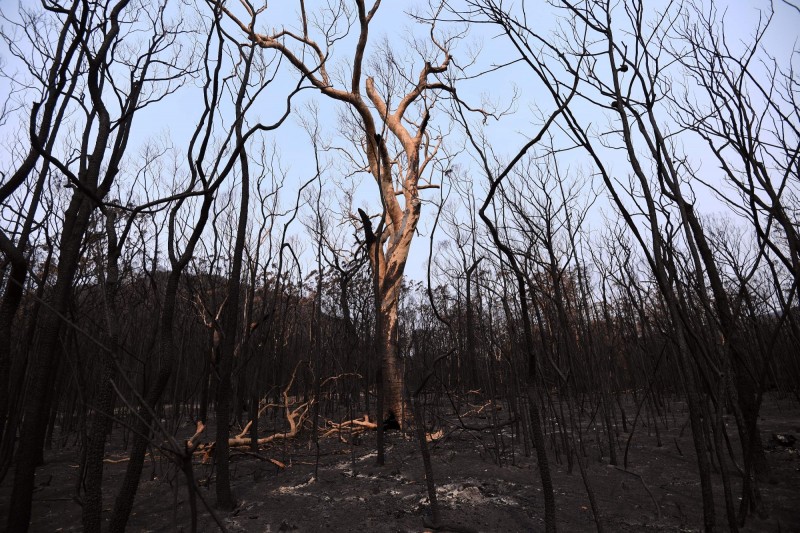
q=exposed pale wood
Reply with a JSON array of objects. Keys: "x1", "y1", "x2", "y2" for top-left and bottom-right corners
[{"x1": 186, "y1": 420, "x2": 205, "y2": 453}]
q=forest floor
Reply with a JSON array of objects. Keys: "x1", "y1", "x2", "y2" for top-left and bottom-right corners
[{"x1": 2, "y1": 394, "x2": 799, "y2": 532}]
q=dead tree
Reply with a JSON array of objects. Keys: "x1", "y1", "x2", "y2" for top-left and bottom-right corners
[
  {"x1": 221, "y1": 0, "x2": 451, "y2": 427},
  {"x1": 5, "y1": 0, "x2": 188, "y2": 529},
  {"x1": 447, "y1": 6, "x2": 583, "y2": 531},
  {"x1": 108, "y1": 4, "x2": 299, "y2": 527}
]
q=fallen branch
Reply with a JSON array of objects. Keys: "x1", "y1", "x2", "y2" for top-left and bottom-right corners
[
  {"x1": 103, "y1": 457, "x2": 132, "y2": 464},
  {"x1": 196, "y1": 363, "x2": 312, "y2": 457},
  {"x1": 227, "y1": 400, "x2": 311, "y2": 447},
  {"x1": 461, "y1": 401, "x2": 502, "y2": 417},
  {"x1": 321, "y1": 415, "x2": 376, "y2": 437},
  {"x1": 186, "y1": 420, "x2": 205, "y2": 452},
  {"x1": 426, "y1": 430, "x2": 444, "y2": 442},
  {"x1": 229, "y1": 449, "x2": 286, "y2": 468}
]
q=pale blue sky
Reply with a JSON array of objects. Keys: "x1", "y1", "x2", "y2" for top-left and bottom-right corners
[{"x1": 0, "y1": 0, "x2": 797, "y2": 282}]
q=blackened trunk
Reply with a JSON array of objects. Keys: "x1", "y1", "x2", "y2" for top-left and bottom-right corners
[
  {"x1": 82, "y1": 211, "x2": 122, "y2": 532},
  {"x1": 7, "y1": 195, "x2": 94, "y2": 531},
  {"x1": 108, "y1": 272, "x2": 181, "y2": 533}
]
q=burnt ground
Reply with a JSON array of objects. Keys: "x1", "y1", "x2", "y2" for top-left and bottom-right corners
[{"x1": 1, "y1": 395, "x2": 799, "y2": 532}]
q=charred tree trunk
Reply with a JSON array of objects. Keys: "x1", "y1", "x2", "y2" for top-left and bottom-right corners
[
  {"x1": 108, "y1": 271, "x2": 181, "y2": 532},
  {"x1": 8, "y1": 194, "x2": 96, "y2": 531},
  {"x1": 215, "y1": 45, "x2": 254, "y2": 508},
  {"x1": 82, "y1": 210, "x2": 123, "y2": 533}
]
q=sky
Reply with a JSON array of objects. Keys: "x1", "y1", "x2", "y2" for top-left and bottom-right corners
[{"x1": 0, "y1": 0, "x2": 798, "y2": 283}]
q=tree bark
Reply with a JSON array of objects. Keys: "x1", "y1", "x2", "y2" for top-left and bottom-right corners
[{"x1": 378, "y1": 273, "x2": 406, "y2": 423}]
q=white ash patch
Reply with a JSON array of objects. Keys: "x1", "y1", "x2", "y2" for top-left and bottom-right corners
[
  {"x1": 492, "y1": 495, "x2": 520, "y2": 506},
  {"x1": 333, "y1": 447, "x2": 393, "y2": 470},
  {"x1": 430, "y1": 481, "x2": 521, "y2": 508},
  {"x1": 436, "y1": 483, "x2": 484, "y2": 504}
]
